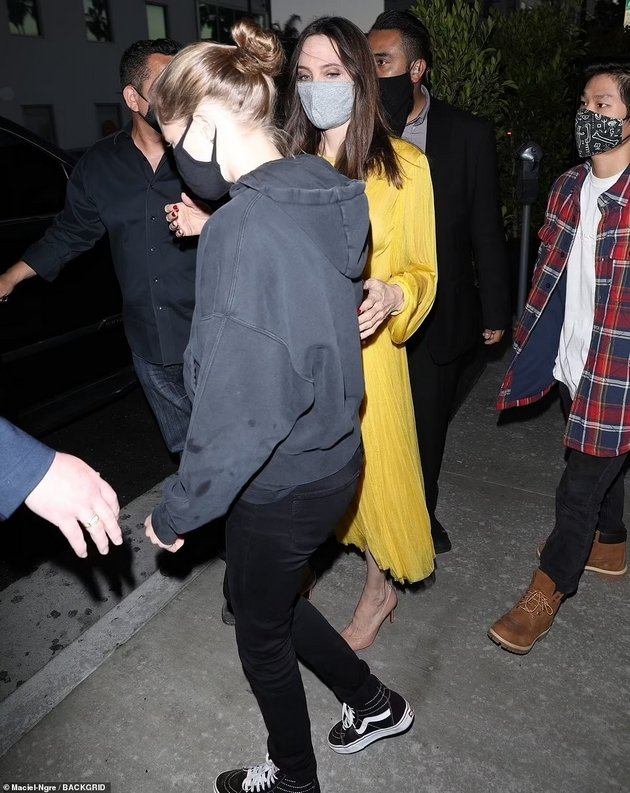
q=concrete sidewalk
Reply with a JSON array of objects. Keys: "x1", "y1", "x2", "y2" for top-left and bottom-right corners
[{"x1": 0, "y1": 354, "x2": 628, "y2": 793}]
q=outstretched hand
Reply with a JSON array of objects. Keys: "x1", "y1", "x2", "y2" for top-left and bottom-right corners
[{"x1": 24, "y1": 452, "x2": 123, "y2": 558}]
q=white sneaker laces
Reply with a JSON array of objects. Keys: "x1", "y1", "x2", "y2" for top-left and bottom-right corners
[
  {"x1": 242, "y1": 754, "x2": 279, "y2": 792},
  {"x1": 341, "y1": 703, "x2": 356, "y2": 729}
]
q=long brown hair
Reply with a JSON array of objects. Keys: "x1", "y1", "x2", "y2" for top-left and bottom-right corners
[
  {"x1": 151, "y1": 20, "x2": 285, "y2": 137},
  {"x1": 284, "y1": 16, "x2": 403, "y2": 188}
]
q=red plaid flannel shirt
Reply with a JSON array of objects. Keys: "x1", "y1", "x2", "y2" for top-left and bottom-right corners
[{"x1": 498, "y1": 161, "x2": 630, "y2": 457}]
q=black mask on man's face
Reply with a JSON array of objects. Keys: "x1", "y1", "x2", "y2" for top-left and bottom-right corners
[
  {"x1": 172, "y1": 117, "x2": 233, "y2": 202},
  {"x1": 135, "y1": 89, "x2": 162, "y2": 133},
  {"x1": 378, "y1": 72, "x2": 414, "y2": 136},
  {"x1": 142, "y1": 106, "x2": 162, "y2": 133}
]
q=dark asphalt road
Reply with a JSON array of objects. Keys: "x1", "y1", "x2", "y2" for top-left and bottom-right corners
[{"x1": 0, "y1": 387, "x2": 177, "y2": 591}]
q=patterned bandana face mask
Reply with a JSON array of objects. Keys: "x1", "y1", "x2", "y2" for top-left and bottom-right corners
[{"x1": 575, "y1": 108, "x2": 629, "y2": 158}]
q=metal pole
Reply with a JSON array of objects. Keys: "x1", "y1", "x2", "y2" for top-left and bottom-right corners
[
  {"x1": 515, "y1": 141, "x2": 542, "y2": 320},
  {"x1": 517, "y1": 203, "x2": 531, "y2": 318}
]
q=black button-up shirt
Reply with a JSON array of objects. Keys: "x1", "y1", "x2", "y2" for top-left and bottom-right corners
[{"x1": 24, "y1": 126, "x2": 197, "y2": 365}]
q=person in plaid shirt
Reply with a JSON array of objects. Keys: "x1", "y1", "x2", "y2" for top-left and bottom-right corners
[{"x1": 488, "y1": 63, "x2": 630, "y2": 655}]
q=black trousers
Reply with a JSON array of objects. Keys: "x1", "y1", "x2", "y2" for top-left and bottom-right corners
[
  {"x1": 407, "y1": 338, "x2": 477, "y2": 526},
  {"x1": 539, "y1": 384, "x2": 627, "y2": 594},
  {"x1": 225, "y1": 447, "x2": 378, "y2": 781}
]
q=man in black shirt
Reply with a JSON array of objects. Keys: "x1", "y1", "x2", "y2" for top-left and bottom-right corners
[{"x1": 0, "y1": 39, "x2": 197, "y2": 454}]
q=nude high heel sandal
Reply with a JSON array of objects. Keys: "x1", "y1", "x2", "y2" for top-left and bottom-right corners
[{"x1": 340, "y1": 585, "x2": 398, "y2": 652}]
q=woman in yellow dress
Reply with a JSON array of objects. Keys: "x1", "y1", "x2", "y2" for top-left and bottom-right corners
[{"x1": 285, "y1": 16, "x2": 438, "y2": 650}]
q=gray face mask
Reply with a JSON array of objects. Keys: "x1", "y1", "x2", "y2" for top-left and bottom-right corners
[{"x1": 297, "y1": 82, "x2": 355, "y2": 130}]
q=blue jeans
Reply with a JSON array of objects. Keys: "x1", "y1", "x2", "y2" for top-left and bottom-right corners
[
  {"x1": 226, "y1": 446, "x2": 377, "y2": 782},
  {"x1": 131, "y1": 352, "x2": 191, "y2": 454},
  {"x1": 540, "y1": 384, "x2": 627, "y2": 594}
]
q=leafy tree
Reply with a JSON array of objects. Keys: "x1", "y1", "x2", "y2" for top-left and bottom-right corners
[
  {"x1": 410, "y1": 0, "x2": 514, "y2": 123},
  {"x1": 410, "y1": 0, "x2": 584, "y2": 235},
  {"x1": 280, "y1": 14, "x2": 301, "y2": 39},
  {"x1": 271, "y1": 13, "x2": 301, "y2": 56},
  {"x1": 493, "y1": 0, "x2": 584, "y2": 234},
  {"x1": 410, "y1": 0, "x2": 517, "y2": 228},
  {"x1": 584, "y1": 0, "x2": 630, "y2": 58}
]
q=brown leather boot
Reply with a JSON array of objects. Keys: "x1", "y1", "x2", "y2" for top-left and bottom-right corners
[
  {"x1": 584, "y1": 532, "x2": 627, "y2": 576},
  {"x1": 488, "y1": 569, "x2": 563, "y2": 654},
  {"x1": 537, "y1": 531, "x2": 627, "y2": 577}
]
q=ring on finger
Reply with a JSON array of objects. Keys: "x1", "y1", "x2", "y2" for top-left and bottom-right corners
[{"x1": 83, "y1": 513, "x2": 100, "y2": 528}]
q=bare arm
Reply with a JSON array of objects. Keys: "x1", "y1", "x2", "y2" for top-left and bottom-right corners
[{"x1": 0, "y1": 260, "x2": 37, "y2": 300}]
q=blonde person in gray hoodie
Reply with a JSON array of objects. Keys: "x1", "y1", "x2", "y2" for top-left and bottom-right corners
[{"x1": 143, "y1": 20, "x2": 415, "y2": 793}]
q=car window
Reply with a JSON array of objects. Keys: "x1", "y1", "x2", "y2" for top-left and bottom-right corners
[{"x1": 0, "y1": 129, "x2": 68, "y2": 221}]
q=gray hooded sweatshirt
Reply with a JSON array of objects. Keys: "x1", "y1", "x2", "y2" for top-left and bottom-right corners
[{"x1": 153, "y1": 154, "x2": 369, "y2": 543}]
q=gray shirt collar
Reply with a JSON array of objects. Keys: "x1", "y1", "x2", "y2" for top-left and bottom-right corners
[
  {"x1": 406, "y1": 85, "x2": 431, "y2": 128},
  {"x1": 402, "y1": 85, "x2": 431, "y2": 152}
]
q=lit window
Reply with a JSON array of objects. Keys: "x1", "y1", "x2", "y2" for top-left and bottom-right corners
[
  {"x1": 146, "y1": 3, "x2": 167, "y2": 38},
  {"x1": 8, "y1": 0, "x2": 41, "y2": 36},
  {"x1": 197, "y1": 3, "x2": 266, "y2": 43},
  {"x1": 84, "y1": 0, "x2": 111, "y2": 42},
  {"x1": 198, "y1": 1, "x2": 216, "y2": 40}
]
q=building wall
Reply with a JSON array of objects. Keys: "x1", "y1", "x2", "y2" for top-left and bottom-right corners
[
  {"x1": 270, "y1": 0, "x2": 384, "y2": 34},
  {"x1": 0, "y1": 0, "x2": 266, "y2": 150},
  {"x1": 0, "y1": 0, "x2": 561, "y2": 151}
]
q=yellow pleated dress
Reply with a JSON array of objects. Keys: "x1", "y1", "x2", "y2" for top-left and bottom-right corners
[{"x1": 336, "y1": 138, "x2": 438, "y2": 583}]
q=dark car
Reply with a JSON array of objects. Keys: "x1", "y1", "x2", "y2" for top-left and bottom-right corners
[{"x1": 0, "y1": 116, "x2": 136, "y2": 435}]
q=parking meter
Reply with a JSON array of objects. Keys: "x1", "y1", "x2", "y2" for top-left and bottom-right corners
[{"x1": 516, "y1": 142, "x2": 543, "y2": 317}]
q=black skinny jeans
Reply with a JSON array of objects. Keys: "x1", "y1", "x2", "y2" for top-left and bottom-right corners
[
  {"x1": 540, "y1": 384, "x2": 627, "y2": 594},
  {"x1": 225, "y1": 446, "x2": 379, "y2": 782}
]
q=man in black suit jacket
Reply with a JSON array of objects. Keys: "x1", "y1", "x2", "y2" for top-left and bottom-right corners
[{"x1": 369, "y1": 11, "x2": 511, "y2": 554}]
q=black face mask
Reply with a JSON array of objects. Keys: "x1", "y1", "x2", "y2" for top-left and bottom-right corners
[
  {"x1": 135, "y1": 89, "x2": 162, "y2": 133},
  {"x1": 142, "y1": 106, "x2": 162, "y2": 133},
  {"x1": 378, "y1": 72, "x2": 414, "y2": 136},
  {"x1": 172, "y1": 117, "x2": 232, "y2": 202}
]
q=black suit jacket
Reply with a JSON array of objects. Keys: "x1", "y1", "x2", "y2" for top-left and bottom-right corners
[{"x1": 409, "y1": 97, "x2": 510, "y2": 365}]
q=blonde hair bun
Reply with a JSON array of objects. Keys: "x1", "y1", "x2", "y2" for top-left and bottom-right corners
[{"x1": 231, "y1": 19, "x2": 284, "y2": 78}]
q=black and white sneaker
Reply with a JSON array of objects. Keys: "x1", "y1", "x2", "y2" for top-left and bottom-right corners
[
  {"x1": 213, "y1": 754, "x2": 320, "y2": 793},
  {"x1": 328, "y1": 682, "x2": 414, "y2": 754}
]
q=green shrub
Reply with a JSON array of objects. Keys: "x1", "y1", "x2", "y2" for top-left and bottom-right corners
[
  {"x1": 584, "y1": 0, "x2": 630, "y2": 58},
  {"x1": 409, "y1": 0, "x2": 583, "y2": 235},
  {"x1": 493, "y1": 0, "x2": 583, "y2": 235},
  {"x1": 409, "y1": 0, "x2": 514, "y2": 123}
]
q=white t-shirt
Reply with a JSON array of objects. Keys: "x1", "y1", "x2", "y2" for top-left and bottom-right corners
[{"x1": 553, "y1": 169, "x2": 623, "y2": 398}]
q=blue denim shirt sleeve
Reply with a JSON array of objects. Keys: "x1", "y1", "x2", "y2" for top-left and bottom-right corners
[{"x1": 0, "y1": 418, "x2": 55, "y2": 520}]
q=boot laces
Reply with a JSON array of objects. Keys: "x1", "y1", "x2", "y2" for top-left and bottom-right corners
[
  {"x1": 341, "y1": 703, "x2": 356, "y2": 729},
  {"x1": 243, "y1": 755, "x2": 279, "y2": 792},
  {"x1": 518, "y1": 588, "x2": 554, "y2": 617}
]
